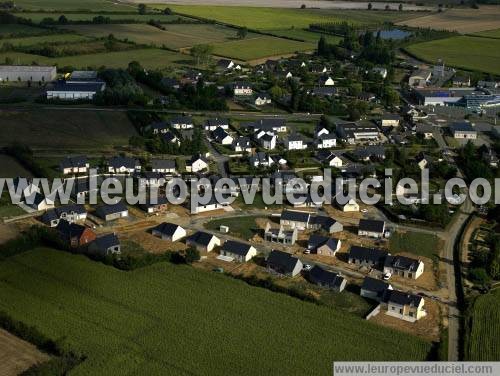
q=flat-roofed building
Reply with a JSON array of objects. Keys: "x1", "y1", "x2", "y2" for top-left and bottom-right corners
[{"x1": 0, "y1": 65, "x2": 56, "y2": 82}]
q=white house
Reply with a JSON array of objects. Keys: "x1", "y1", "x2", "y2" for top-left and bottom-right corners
[
  {"x1": 319, "y1": 76, "x2": 335, "y2": 86},
  {"x1": 220, "y1": 240, "x2": 257, "y2": 262},
  {"x1": 255, "y1": 131, "x2": 277, "y2": 150},
  {"x1": 316, "y1": 133, "x2": 337, "y2": 149},
  {"x1": 186, "y1": 231, "x2": 221, "y2": 252},
  {"x1": 255, "y1": 93, "x2": 272, "y2": 106},
  {"x1": 233, "y1": 82, "x2": 253, "y2": 96},
  {"x1": 380, "y1": 114, "x2": 401, "y2": 127},
  {"x1": 213, "y1": 127, "x2": 233, "y2": 145},
  {"x1": 108, "y1": 156, "x2": 141, "y2": 174},
  {"x1": 386, "y1": 290, "x2": 426, "y2": 322},
  {"x1": 450, "y1": 122, "x2": 477, "y2": 139},
  {"x1": 59, "y1": 156, "x2": 89, "y2": 175},
  {"x1": 285, "y1": 134, "x2": 307, "y2": 151},
  {"x1": 152, "y1": 222, "x2": 186, "y2": 242},
  {"x1": 339, "y1": 196, "x2": 360, "y2": 212},
  {"x1": 46, "y1": 81, "x2": 105, "y2": 100},
  {"x1": 151, "y1": 159, "x2": 176, "y2": 174},
  {"x1": 204, "y1": 118, "x2": 229, "y2": 131},
  {"x1": 186, "y1": 155, "x2": 209, "y2": 173},
  {"x1": 384, "y1": 255, "x2": 425, "y2": 280},
  {"x1": 170, "y1": 116, "x2": 194, "y2": 129},
  {"x1": 232, "y1": 137, "x2": 252, "y2": 153}
]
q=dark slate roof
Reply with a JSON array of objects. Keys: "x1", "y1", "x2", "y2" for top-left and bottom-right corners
[
  {"x1": 186, "y1": 231, "x2": 216, "y2": 247},
  {"x1": 56, "y1": 219, "x2": 88, "y2": 239},
  {"x1": 154, "y1": 222, "x2": 182, "y2": 236},
  {"x1": 281, "y1": 210, "x2": 311, "y2": 223},
  {"x1": 267, "y1": 250, "x2": 301, "y2": 274},
  {"x1": 213, "y1": 126, "x2": 230, "y2": 140},
  {"x1": 108, "y1": 156, "x2": 139, "y2": 169},
  {"x1": 384, "y1": 255, "x2": 421, "y2": 272},
  {"x1": 353, "y1": 146, "x2": 386, "y2": 159},
  {"x1": 233, "y1": 136, "x2": 251, "y2": 147},
  {"x1": 59, "y1": 155, "x2": 88, "y2": 169},
  {"x1": 170, "y1": 115, "x2": 193, "y2": 124},
  {"x1": 361, "y1": 276, "x2": 390, "y2": 295},
  {"x1": 52, "y1": 204, "x2": 86, "y2": 217},
  {"x1": 95, "y1": 202, "x2": 128, "y2": 217},
  {"x1": 287, "y1": 133, "x2": 304, "y2": 142},
  {"x1": 92, "y1": 233, "x2": 120, "y2": 249},
  {"x1": 189, "y1": 154, "x2": 208, "y2": 165},
  {"x1": 221, "y1": 240, "x2": 253, "y2": 256},
  {"x1": 308, "y1": 234, "x2": 339, "y2": 251},
  {"x1": 260, "y1": 133, "x2": 275, "y2": 142},
  {"x1": 386, "y1": 289, "x2": 423, "y2": 307},
  {"x1": 162, "y1": 130, "x2": 178, "y2": 143},
  {"x1": 41, "y1": 210, "x2": 58, "y2": 223},
  {"x1": 359, "y1": 219, "x2": 385, "y2": 233},
  {"x1": 309, "y1": 265, "x2": 344, "y2": 288},
  {"x1": 151, "y1": 159, "x2": 176, "y2": 170},
  {"x1": 310, "y1": 215, "x2": 337, "y2": 230},
  {"x1": 349, "y1": 246, "x2": 387, "y2": 263},
  {"x1": 450, "y1": 121, "x2": 475, "y2": 133},
  {"x1": 50, "y1": 81, "x2": 105, "y2": 92},
  {"x1": 149, "y1": 121, "x2": 169, "y2": 132},
  {"x1": 233, "y1": 81, "x2": 252, "y2": 88},
  {"x1": 205, "y1": 118, "x2": 229, "y2": 127}
]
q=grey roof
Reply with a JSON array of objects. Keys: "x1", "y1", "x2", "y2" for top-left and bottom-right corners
[
  {"x1": 242, "y1": 118, "x2": 286, "y2": 132},
  {"x1": 309, "y1": 265, "x2": 344, "y2": 288},
  {"x1": 349, "y1": 246, "x2": 387, "y2": 264},
  {"x1": 287, "y1": 133, "x2": 304, "y2": 142},
  {"x1": 353, "y1": 146, "x2": 385, "y2": 159},
  {"x1": 233, "y1": 136, "x2": 251, "y2": 147},
  {"x1": 310, "y1": 215, "x2": 337, "y2": 230},
  {"x1": 96, "y1": 202, "x2": 128, "y2": 217},
  {"x1": 267, "y1": 250, "x2": 301, "y2": 274},
  {"x1": 386, "y1": 289, "x2": 423, "y2": 307},
  {"x1": 186, "y1": 231, "x2": 216, "y2": 247},
  {"x1": 384, "y1": 255, "x2": 421, "y2": 272},
  {"x1": 170, "y1": 115, "x2": 193, "y2": 125},
  {"x1": 151, "y1": 159, "x2": 176, "y2": 170},
  {"x1": 358, "y1": 219, "x2": 385, "y2": 233},
  {"x1": 281, "y1": 210, "x2": 311, "y2": 223},
  {"x1": 221, "y1": 240, "x2": 253, "y2": 256},
  {"x1": 56, "y1": 219, "x2": 88, "y2": 240}
]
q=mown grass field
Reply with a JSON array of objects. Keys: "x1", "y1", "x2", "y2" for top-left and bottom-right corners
[
  {"x1": 14, "y1": 12, "x2": 185, "y2": 23},
  {"x1": 0, "y1": 110, "x2": 137, "y2": 151},
  {"x1": 13, "y1": 0, "x2": 133, "y2": 11},
  {"x1": 405, "y1": 36, "x2": 500, "y2": 75},
  {"x1": 389, "y1": 231, "x2": 440, "y2": 261},
  {"x1": 0, "y1": 155, "x2": 33, "y2": 178},
  {"x1": 167, "y1": 5, "x2": 418, "y2": 30},
  {"x1": 472, "y1": 28, "x2": 500, "y2": 39},
  {"x1": 2, "y1": 33, "x2": 91, "y2": 47},
  {"x1": 205, "y1": 215, "x2": 262, "y2": 240},
  {"x1": 61, "y1": 23, "x2": 256, "y2": 50},
  {"x1": 212, "y1": 35, "x2": 314, "y2": 60},
  {"x1": 0, "y1": 48, "x2": 192, "y2": 69},
  {"x1": 464, "y1": 289, "x2": 500, "y2": 360},
  {"x1": 0, "y1": 249, "x2": 432, "y2": 374}
]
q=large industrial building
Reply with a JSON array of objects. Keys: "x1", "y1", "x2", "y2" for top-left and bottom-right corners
[{"x1": 0, "y1": 65, "x2": 57, "y2": 82}]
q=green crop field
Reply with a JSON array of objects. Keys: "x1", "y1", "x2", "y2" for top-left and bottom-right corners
[
  {"x1": 14, "y1": 12, "x2": 185, "y2": 24},
  {"x1": 264, "y1": 28, "x2": 343, "y2": 44},
  {"x1": 61, "y1": 23, "x2": 256, "y2": 50},
  {"x1": 464, "y1": 289, "x2": 500, "y2": 360},
  {"x1": 472, "y1": 28, "x2": 500, "y2": 39},
  {"x1": 0, "y1": 24, "x2": 49, "y2": 37},
  {"x1": 167, "y1": 5, "x2": 420, "y2": 30},
  {"x1": 0, "y1": 47, "x2": 192, "y2": 69},
  {"x1": 212, "y1": 36, "x2": 314, "y2": 61},
  {"x1": 0, "y1": 249, "x2": 432, "y2": 374},
  {"x1": 13, "y1": 0, "x2": 134, "y2": 12},
  {"x1": 1, "y1": 33, "x2": 91, "y2": 47},
  {"x1": 0, "y1": 109, "x2": 137, "y2": 151},
  {"x1": 405, "y1": 35, "x2": 500, "y2": 75}
]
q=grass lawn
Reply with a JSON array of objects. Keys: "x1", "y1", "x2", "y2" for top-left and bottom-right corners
[
  {"x1": 167, "y1": 5, "x2": 416, "y2": 30},
  {"x1": 0, "y1": 249, "x2": 432, "y2": 374},
  {"x1": 405, "y1": 36, "x2": 500, "y2": 75},
  {"x1": 205, "y1": 215, "x2": 264, "y2": 240},
  {"x1": 464, "y1": 289, "x2": 500, "y2": 360},
  {"x1": 389, "y1": 230, "x2": 440, "y2": 261},
  {"x1": 0, "y1": 24, "x2": 49, "y2": 37},
  {"x1": 61, "y1": 23, "x2": 255, "y2": 50},
  {"x1": 0, "y1": 48, "x2": 192, "y2": 69},
  {"x1": 15, "y1": 12, "x2": 185, "y2": 23},
  {"x1": 0, "y1": 109, "x2": 137, "y2": 151},
  {"x1": 3, "y1": 33, "x2": 91, "y2": 47},
  {"x1": 13, "y1": 0, "x2": 134, "y2": 11},
  {"x1": 212, "y1": 36, "x2": 314, "y2": 61},
  {"x1": 0, "y1": 195, "x2": 25, "y2": 218}
]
